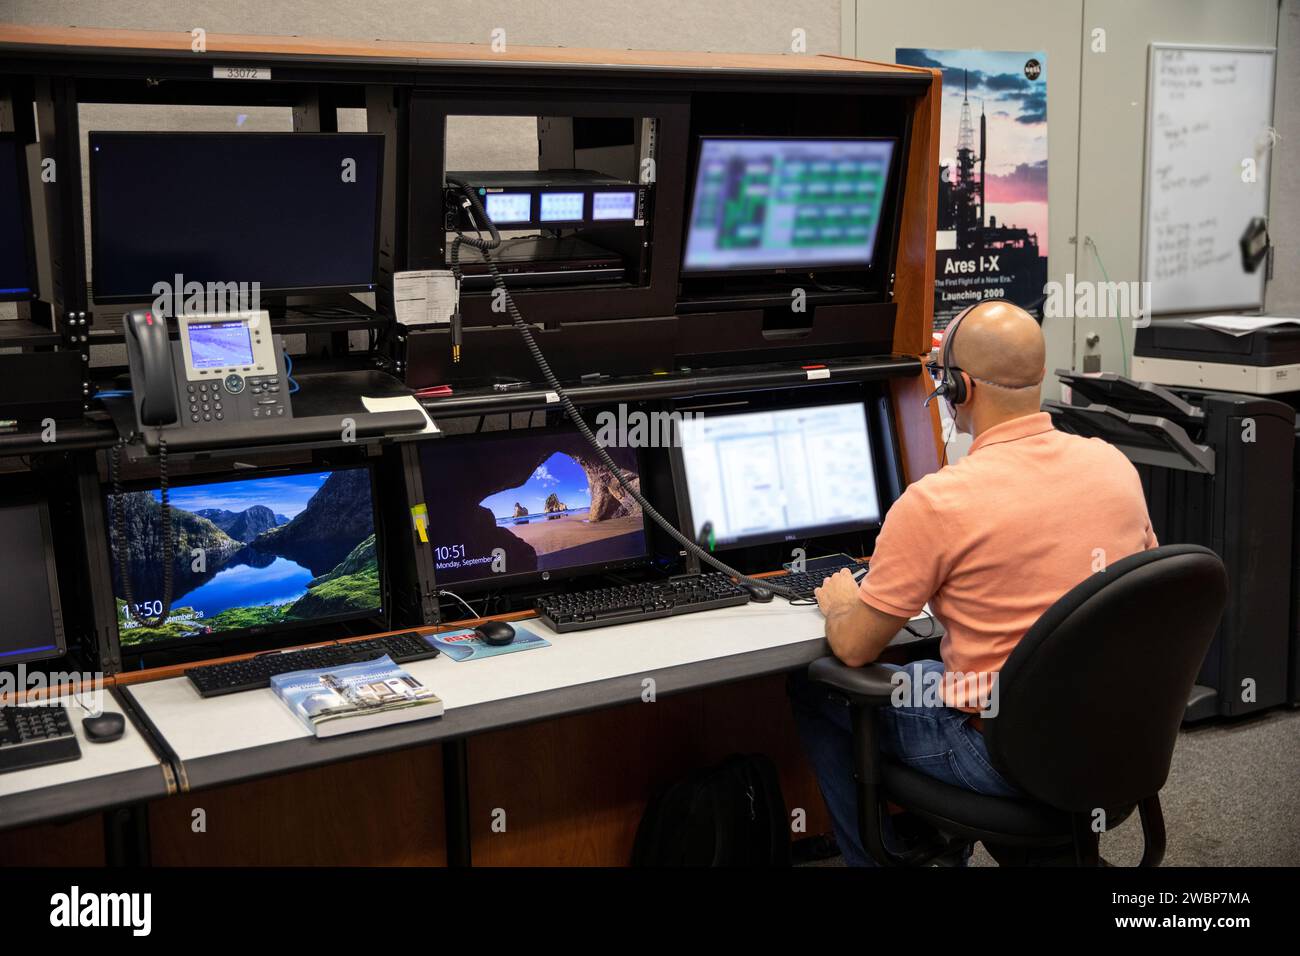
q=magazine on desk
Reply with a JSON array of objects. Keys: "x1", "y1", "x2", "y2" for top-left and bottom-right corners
[{"x1": 270, "y1": 654, "x2": 443, "y2": 738}]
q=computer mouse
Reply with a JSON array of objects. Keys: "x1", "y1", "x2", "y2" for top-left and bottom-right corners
[
  {"x1": 475, "y1": 621, "x2": 517, "y2": 646},
  {"x1": 742, "y1": 583, "x2": 775, "y2": 603},
  {"x1": 82, "y1": 711, "x2": 125, "y2": 743}
]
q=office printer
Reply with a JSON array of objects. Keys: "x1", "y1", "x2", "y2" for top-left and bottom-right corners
[
  {"x1": 1134, "y1": 317, "x2": 1300, "y2": 394},
  {"x1": 1045, "y1": 371, "x2": 1300, "y2": 721}
]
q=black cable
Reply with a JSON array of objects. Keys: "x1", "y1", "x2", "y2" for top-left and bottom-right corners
[
  {"x1": 904, "y1": 608, "x2": 938, "y2": 640},
  {"x1": 446, "y1": 178, "x2": 797, "y2": 601},
  {"x1": 110, "y1": 436, "x2": 174, "y2": 629}
]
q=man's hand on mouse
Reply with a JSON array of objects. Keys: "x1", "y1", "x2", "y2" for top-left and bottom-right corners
[{"x1": 814, "y1": 567, "x2": 862, "y2": 619}]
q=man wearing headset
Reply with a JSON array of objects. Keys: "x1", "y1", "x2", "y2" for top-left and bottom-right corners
[{"x1": 791, "y1": 298, "x2": 1158, "y2": 865}]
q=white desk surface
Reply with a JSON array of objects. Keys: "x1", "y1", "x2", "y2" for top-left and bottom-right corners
[
  {"x1": 129, "y1": 601, "x2": 823, "y2": 760},
  {"x1": 0, "y1": 692, "x2": 169, "y2": 822},
  {"x1": 126, "y1": 601, "x2": 935, "y2": 773}
]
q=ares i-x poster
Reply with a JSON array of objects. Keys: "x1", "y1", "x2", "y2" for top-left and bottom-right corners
[{"x1": 896, "y1": 49, "x2": 1049, "y2": 330}]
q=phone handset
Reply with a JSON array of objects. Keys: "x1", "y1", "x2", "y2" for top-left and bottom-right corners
[{"x1": 123, "y1": 308, "x2": 179, "y2": 429}]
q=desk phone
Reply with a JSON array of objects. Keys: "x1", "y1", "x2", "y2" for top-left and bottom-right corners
[{"x1": 123, "y1": 308, "x2": 294, "y2": 432}]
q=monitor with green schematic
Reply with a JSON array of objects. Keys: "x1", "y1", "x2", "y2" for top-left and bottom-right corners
[{"x1": 682, "y1": 137, "x2": 896, "y2": 275}]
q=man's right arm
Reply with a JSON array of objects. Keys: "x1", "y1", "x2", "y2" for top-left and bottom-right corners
[{"x1": 822, "y1": 591, "x2": 911, "y2": 667}]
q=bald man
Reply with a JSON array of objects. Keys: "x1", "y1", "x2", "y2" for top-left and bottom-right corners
[{"x1": 790, "y1": 300, "x2": 1158, "y2": 866}]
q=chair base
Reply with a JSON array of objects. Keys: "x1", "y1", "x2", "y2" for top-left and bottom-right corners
[{"x1": 871, "y1": 761, "x2": 1163, "y2": 867}]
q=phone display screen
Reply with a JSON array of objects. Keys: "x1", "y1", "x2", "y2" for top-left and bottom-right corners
[{"x1": 187, "y1": 320, "x2": 254, "y2": 369}]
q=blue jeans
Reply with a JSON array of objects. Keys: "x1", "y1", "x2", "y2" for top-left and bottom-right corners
[{"x1": 788, "y1": 659, "x2": 1020, "y2": 866}]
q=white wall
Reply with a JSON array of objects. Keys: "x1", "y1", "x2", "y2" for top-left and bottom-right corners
[
  {"x1": 1268, "y1": 0, "x2": 1300, "y2": 315},
  {"x1": 2, "y1": 1, "x2": 840, "y2": 54}
]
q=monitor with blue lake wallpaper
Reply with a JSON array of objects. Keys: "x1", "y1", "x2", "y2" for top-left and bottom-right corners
[{"x1": 107, "y1": 467, "x2": 382, "y2": 648}]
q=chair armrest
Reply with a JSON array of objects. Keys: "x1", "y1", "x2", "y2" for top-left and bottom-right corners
[{"x1": 807, "y1": 657, "x2": 898, "y2": 705}]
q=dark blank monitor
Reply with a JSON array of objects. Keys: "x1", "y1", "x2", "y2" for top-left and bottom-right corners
[
  {"x1": 676, "y1": 401, "x2": 883, "y2": 549},
  {"x1": 0, "y1": 135, "x2": 37, "y2": 302},
  {"x1": 683, "y1": 137, "x2": 895, "y2": 274},
  {"x1": 419, "y1": 427, "x2": 649, "y2": 590},
  {"x1": 0, "y1": 502, "x2": 67, "y2": 666},
  {"x1": 89, "y1": 132, "x2": 383, "y2": 303}
]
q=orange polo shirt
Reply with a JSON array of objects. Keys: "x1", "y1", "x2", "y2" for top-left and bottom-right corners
[{"x1": 860, "y1": 412, "x2": 1158, "y2": 711}]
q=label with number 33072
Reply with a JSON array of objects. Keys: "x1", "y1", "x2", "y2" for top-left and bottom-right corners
[{"x1": 212, "y1": 66, "x2": 271, "y2": 80}]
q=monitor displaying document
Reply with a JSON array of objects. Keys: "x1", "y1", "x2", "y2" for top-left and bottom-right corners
[{"x1": 676, "y1": 401, "x2": 883, "y2": 548}]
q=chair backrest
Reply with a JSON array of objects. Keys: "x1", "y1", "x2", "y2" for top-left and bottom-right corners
[{"x1": 984, "y1": 544, "x2": 1227, "y2": 813}]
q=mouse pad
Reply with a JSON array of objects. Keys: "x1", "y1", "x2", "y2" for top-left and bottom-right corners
[{"x1": 423, "y1": 625, "x2": 550, "y2": 662}]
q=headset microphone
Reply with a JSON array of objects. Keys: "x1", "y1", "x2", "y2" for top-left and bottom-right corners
[{"x1": 927, "y1": 302, "x2": 978, "y2": 408}]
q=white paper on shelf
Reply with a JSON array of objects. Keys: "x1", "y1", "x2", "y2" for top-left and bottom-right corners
[
  {"x1": 1185, "y1": 315, "x2": 1300, "y2": 337},
  {"x1": 361, "y1": 395, "x2": 439, "y2": 434}
]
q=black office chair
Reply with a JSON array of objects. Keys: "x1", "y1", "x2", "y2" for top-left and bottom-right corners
[{"x1": 808, "y1": 544, "x2": 1228, "y2": 866}]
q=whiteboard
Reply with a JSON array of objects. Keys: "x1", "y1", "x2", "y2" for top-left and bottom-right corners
[{"x1": 1142, "y1": 44, "x2": 1275, "y2": 315}]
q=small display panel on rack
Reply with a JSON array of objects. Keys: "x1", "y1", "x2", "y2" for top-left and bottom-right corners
[
  {"x1": 89, "y1": 132, "x2": 383, "y2": 303},
  {"x1": 592, "y1": 191, "x2": 638, "y2": 221},
  {"x1": 540, "y1": 191, "x2": 586, "y2": 223},
  {"x1": 485, "y1": 193, "x2": 532, "y2": 224},
  {"x1": 107, "y1": 466, "x2": 384, "y2": 652},
  {"x1": 0, "y1": 134, "x2": 38, "y2": 303},
  {"x1": 419, "y1": 425, "x2": 649, "y2": 590},
  {"x1": 674, "y1": 401, "x2": 883, "y2": 549},
  {"x1": 683, "y1": 137, "x2": 896, "y2": 275},
  {"x1": 0, "y1": 501, "x2": 67, "y2": 666},
  {"x1": 444, "y1": 169, "x2": 647, "y2": 232}
]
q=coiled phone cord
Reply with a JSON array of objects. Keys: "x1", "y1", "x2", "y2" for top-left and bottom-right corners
[{"x1": 110, "y1": 435, "x2": 175, "y2": 629}]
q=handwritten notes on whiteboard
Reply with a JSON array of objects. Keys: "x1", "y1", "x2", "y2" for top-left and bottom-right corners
[{"x1": 1143, "y1": 45, "x2": 1275, "y2": 314}]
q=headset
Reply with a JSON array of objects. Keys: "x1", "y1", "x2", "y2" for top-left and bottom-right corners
[{"x1": 925, "y1": 299, "x2": 1044, "y2": 408}]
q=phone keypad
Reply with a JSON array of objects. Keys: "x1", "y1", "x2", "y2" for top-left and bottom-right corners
[
  {"x1": 181, "y1": 372, "x2": 287, "y2": 425},
  {"x1": 187, "y1": 382, "x2": 226, "y2": 423}
]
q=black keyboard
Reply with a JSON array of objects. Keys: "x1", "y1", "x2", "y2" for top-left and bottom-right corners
[
  {"x1": 0, "y1": 704, "x2": 82, "y2": 775},
  {"x1": 775, "y1": 559, "x2": 869, "y2": 600},
  {"x1": 186, "y1": 632, "x2": 440, "y2": 698},
  {"x1": 536, "y1": 573, "x2": 750, "y2": 633}
]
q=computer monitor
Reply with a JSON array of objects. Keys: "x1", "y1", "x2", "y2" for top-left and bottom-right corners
[
  {"x1": 674, "y1": 401, "x2": 883, "y2": 549},
  {"x1": 0, "y1": 134, "x2": 38, "y2": 303},
  {"x1": 682, "y1": 136, "x2": 896, "y2": 275},
  {"x1": 419, "y1": 426, "x2": 649, "y2": 590},
  {"x1": 89, "y1": 132, "x2": 383, "y2": 303},
  {"x1": 106, "y1": 466, "x2": 383, "y2": 651},
  {"x1": 0, "y1": 501, "x2": 67, "y2": 666}
]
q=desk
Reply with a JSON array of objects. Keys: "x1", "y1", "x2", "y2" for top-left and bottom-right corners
[
  {"x1": 0, "y1": 690, "x2": 173, "y2": 860},
  {"x1": 120, "y1": 600, "x2": 937, "y2": 864}
]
